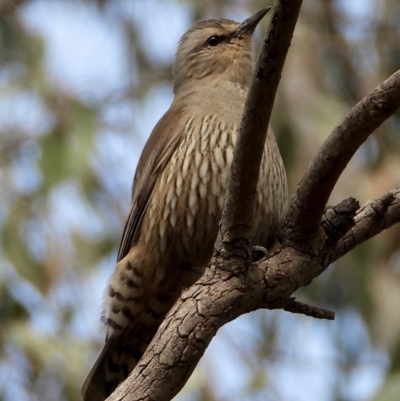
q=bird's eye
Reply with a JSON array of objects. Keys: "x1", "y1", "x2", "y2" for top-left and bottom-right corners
[{"x1": 206, "y1": 35, "x2": 220, "y2": 47}]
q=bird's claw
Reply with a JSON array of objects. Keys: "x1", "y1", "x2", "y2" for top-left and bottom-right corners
[{"x1": 251, "y1": 245, "x2": 268, "y2": 261}]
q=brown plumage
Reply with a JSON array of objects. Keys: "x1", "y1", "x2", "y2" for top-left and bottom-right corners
[{"x1": 81, "y1": 8, "x2": 288, "y2": 401}]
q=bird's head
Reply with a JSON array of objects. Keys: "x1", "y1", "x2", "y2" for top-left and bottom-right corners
[{"x1": 173, "y1": 8, "x2": 270, "y2": 93}]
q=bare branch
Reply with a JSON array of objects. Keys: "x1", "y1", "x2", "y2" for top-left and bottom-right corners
[
  {"x1": 332, "y1": 188, "x2": 400, "y2": 261},
  {"x1": 283, "y1": 298, "x2": 335, "y2": 320},
  {"x1": 107, "y1": 266, "x2": 268, "y2": 401},
  {"x1": 218, "y1": 0, "x2": 303, "y2": 258},
  {"x1": 284, "y1": 69, "x2": 400, "y2": 244},
  {"x1": 106, "y1": 185, "x2": 400, "y2": 401}
]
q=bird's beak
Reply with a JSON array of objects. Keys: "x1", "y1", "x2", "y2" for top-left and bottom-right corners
[{"x1": 233, "y1": 7, "x2": 271, "y2": 37}]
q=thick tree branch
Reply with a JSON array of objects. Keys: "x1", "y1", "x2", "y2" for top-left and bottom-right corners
[
  {"x1": 218, "y1": 0, "x2": 303, "y2": 260},
  {"x1": 107, "y1": 124, "x2": 400, "y2": 401},
  {"x1": 108, "y1": 266, "x2": 268, "y2": 401},
  {"x1": 284, "y1": 69, "x2": 400, "y2": 244},
  {"x1": 117, "y1": 183, "x2": 400, "y2": 401}
]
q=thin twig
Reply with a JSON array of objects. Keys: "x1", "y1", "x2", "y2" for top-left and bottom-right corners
[{"x1": 284, "y1": 298, "x2": 335, "y2": 320}]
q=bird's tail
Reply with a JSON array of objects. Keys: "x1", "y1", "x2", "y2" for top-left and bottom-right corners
[
  {"x1": 81, "y1": 340, "x2": 113, "y2": 401},
  {"x1": 81, "y1": 261, "x2": 201, "y2": 401},
  {"x1": 81, "y1": 318, "x2": 161, "y2": 401}
]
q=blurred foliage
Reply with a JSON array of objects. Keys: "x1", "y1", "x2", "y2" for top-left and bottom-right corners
[{"x1": 0, "y1": 1, "x2": 399, "y2": 401}]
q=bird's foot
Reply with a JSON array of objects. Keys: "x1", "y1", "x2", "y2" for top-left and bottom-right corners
[{"x1": 251, "y1": 245, "x2": 268, "y2": 262}]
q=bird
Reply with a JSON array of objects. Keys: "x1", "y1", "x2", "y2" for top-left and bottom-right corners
[{"x1": 81, "y1": 8, "x2": 288, "y2": 401}]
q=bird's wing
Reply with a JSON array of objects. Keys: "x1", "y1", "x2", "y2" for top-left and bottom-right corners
[{"x1": 117, "y1": 105, "x2": 184, "y2": 262}]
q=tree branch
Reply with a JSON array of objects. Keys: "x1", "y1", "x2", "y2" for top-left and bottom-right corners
[
  {"x1": 284, "y1": 69, "x2": 400, "y2": 244},
  {"x1": 283, "y1": 298, "x2": 335, "y2": 320},
  {"x1": 218, "y1": 0, "x2": 303, "y2": 260},
  {"x1": 108, "y1": 266, "x2": 268, "y2": 401}
]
